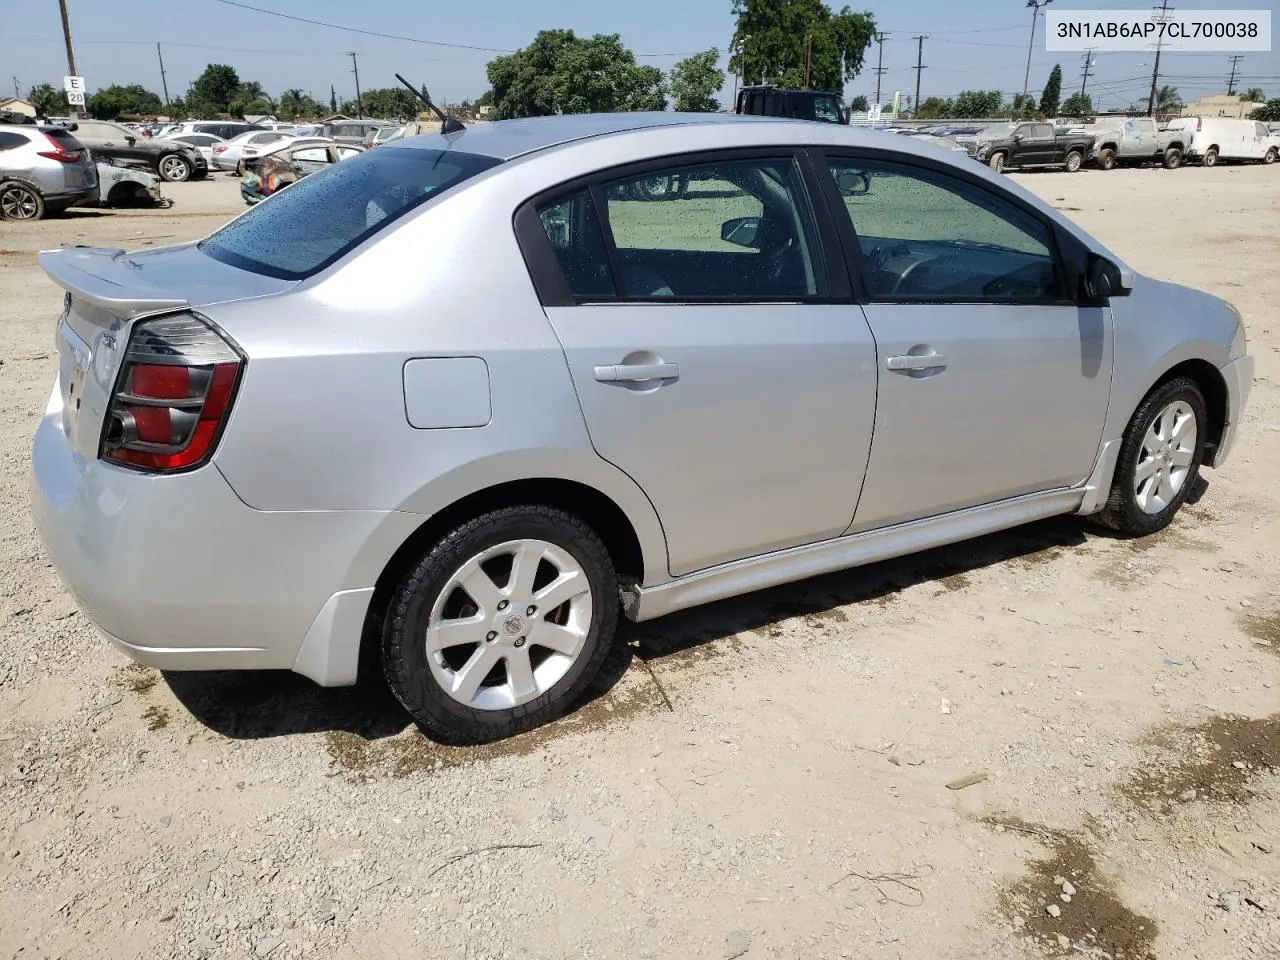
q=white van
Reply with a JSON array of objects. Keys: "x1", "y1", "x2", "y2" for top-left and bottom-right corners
[{"x1": 1164, "y1": 116, "x2": 1279, "y2": 166}]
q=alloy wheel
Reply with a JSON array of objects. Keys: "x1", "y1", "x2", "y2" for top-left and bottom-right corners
[
  {"x1": 0, "y1": 184, "x2": 40, "y2": 220},
  {"x1": 425, "y1": 539, "x2": 593, "y2": 710},
  {"x1": 159, "y1": 155, "x2": 190, "y2": 181},
  {"x1": 1134, "y1": 400, "x2": 1197, "y2": 514}
]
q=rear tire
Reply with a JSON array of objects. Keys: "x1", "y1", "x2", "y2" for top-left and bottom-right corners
[
  {"x1": 1097, "y1": 148, "x2": 1116, "y2": 171},
  {"x1": 381, "y1": 505, "x2": 619, "y2": 745},
  {"x1": 988, "y1": 152, "x2": 1006, "y2": 172},
  {"x1": 1203, "y1": 147, "x2": 1219, "y2": 168},
  {"x1": 1065, "y1": 150, "x2": 1084, "y2": 173},
  {"x1": 1092, "y1": 377, "x2": 1207, "y2": 537},
  {"x1": 1163, "y1": 147, "x2": 1183, "y2": 169},
  {"x1": 0, "y1": 181, "x2": 45, "y2": 221}
]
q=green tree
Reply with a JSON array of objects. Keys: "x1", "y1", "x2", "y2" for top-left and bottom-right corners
[
  {"x1": 914, "y1": 96, "x2": 949, "y2": 119},
  {"x1": 1008, "y1": 93, "x2": 1037, "y2": 119},
  {"x1": 730, "y1": 0, "x2": 876, "y2": 92},
  {"x1": 950, "y1": 90, "x2": 1003, "y2": 118},
  {"x1": 278, "y1": 88, "x2": 318, "y2": 121},
  {"x1": 848, "y1": 94, "x2": 868, "y2": 112},
  {"x1": 1251, "y1": 99, "x2": 1280, "y2": 122},
  {"x1": 486, "y1": 30, "x2": 666, "y2": 118},
  {"x1": 1039, "y1": 63, "x2": 1062, "y2": 117},
  {"x1": 187, "y1": 64, "x2": 241, "y2": 116},
  {"x1": 27, "y1": 82, "x2": 68, "y2": 117},
  {"x1": 85, "y1": 83, "x2": 163, "y2": 119},
  {"x1": 1242, "y1": 87, "x2": 1265, "y2": 102},
  {"x1": 344, "y1": 87, "x2": 421, "y2": 119},
  {"x1": 1154, "y1": 85, "x2": 1181, "y2": 113},
  {"x1": 1061, "y1": 92, "x2": 1093, "y2": 117},
  {"x1": 669, "y1": 48, "x2": 724, "y2": 112}
]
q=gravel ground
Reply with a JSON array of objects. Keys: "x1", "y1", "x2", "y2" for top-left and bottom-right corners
[{"x1": 1, "y1": 166, "x2": 1278, "y2": 960}]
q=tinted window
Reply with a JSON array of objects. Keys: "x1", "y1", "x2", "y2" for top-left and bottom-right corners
[
  {"x1": 0, "y1": 131, "x2": 29, "y2": 150},
  {"x1": 814, "y1": 96, "x2": 842, "y2": 123},
  {"x1": 1032, "y1": 124, "x2": 1054, "y2": 139},
  {"x1": 200, "y1": 147, "x2": 500, "y2": 280},
  {"x1": 536, "y1": 190, "x2": 617, "y2": 299},
  {"x1": 42, "y1": 128, "x2": 85, "y2": 152},
  {"x1": 598, "y1": 157, "x2": 824, "y2": 301},
  {"x1": 825, "y1": 157, "x2": 1060, "y2": 302}
]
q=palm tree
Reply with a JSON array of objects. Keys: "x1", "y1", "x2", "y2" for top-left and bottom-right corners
[
  {"x1": 1241, "y1": 87, "x2": 1265, "y2": 103},
  {"x1": 279, "y1": 88, "x2": 305, "y2": 120},
  {"x1": 1155, "y1": 85, "x2": 1181, "y2": 113}
]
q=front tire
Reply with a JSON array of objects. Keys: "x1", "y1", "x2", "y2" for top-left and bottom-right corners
[
  {"x1": 1065, "y1": 150, "x2": 1084, "y2": 173},
  {"x1": 157, "y1": 154, "x2": 192, "y2": 182},
  {"x1": 1097, "y1": 148, "x2": 1116, "y2": 170},
  {"x1": 1093, "y1": 377, "x2": 1207, "y2": 537},
  {"x1": 988, "y1": 152, "x2": 1006, "y2": 172},
  {"x1": 382, "y1": 506, "x2": 619, "y2": 744},
  {"x1": 1265, "y1": 148, "x2": 1277, "y2": 165}
]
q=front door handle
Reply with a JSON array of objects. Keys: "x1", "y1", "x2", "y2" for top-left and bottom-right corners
[
  {"x1": 885, "y1": 353, "x2": 947, "y2": 372},
  {"x1": 593, "y1": 362, "x2": 680, "y2": 383}
]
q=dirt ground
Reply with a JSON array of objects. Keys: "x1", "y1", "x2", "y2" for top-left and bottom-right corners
[{"x1": 1, "y1": 165, "x2": 1278, "y2": 960}]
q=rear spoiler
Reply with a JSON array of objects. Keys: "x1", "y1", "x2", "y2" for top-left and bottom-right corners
[{"x1": 37, "y1": 246, "x2": 188, "y2": 317}]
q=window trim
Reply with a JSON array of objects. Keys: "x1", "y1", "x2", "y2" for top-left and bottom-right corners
[
  {"x1": 514, "y1": 146, "x2": 853, "y2": 308},
  {"x1": 811, "y1": 147, "x2": 1077, "y2": 307}
]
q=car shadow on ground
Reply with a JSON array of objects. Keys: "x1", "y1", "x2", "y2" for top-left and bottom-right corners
[{"x1": 163, "y1": 510, "x2": 1127, "y2": 745}]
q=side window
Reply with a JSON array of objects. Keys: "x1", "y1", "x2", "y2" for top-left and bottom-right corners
[
  {"x1": 292, "y1": 146, "x2": 330, "y2": 163},
  {"x1": 0, "y1": 132, "x2": 27, "y2": 150},
  {"x1": 1033, "y1": 124, "x2": 1054, "y2": 139},
  {"x1": 814, "y1": 96, "x2": 842, "y2": 123},
  {"x1": 825, "y1": 157, "x2": 1061, "y2": 303},
  {"x1": 598, "y1": 157, "x2": 824, "y2": 301},
  {"x1": 535, "y1": 189, "x2": 617, "y2": 300},
  {"x1": 1258, "y1": 122, "x2": 1270, "y2": 139}
]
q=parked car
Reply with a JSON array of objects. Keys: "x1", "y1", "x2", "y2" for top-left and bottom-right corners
[
  {"x1": 210, "y1": 130, "x2": 296, "y2": 171},
  {"x1": 0, "y1": 124, "x2": 96, "y2": 219},
  {"x1": 968, "y1": 121, "x2": 1094, "y2": 172},
  {"x1": 1089, "y1": 117, "x2": 1187, "y2": 169},
  {"x1": 240, "y1": 140, "x2": 364, "y2": 203},
  {"x1": 1163, "y1": 116, "x2": 1279, "y2": 166},
  {"x1": 70, "y1": 119, "x2": 207, "y2": 182},
  {"x1": 86, "y1": 161, "x2": 167, "y2": 208},
  {"x1": 736, "y1": 85, "x2": 847, "y2": 123},
  {"x1": 903, "y1": 133, "x2": 969, "y2": 154},
  {"x1": 321, "y1": 120, "x2": 399, "y2": 145},
  {"x1": 159, "y1": 121, "x2": 267, "y2": 142},
  {"x1": 30, "y1": 113, "x2": 1254, "y2": 744},
  {"x1": 159, "y1": 132, "x2": 226, "y2": 166},
  {"x1": 364, "y1": 125, "x2": 406, "y2": 148}
]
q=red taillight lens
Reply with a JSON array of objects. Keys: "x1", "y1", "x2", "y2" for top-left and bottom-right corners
[
  {"x1": 102, "y1": 314, "x2": 243, "y2": 473},
  {"x1": 213, "y1": 145, "x2": 229, "y2": 153},
  {"x1": 1196, "y1": 118, "x2": 1202, "y2": 131},
  {"x1": 36, "y1": 133, "x2": 82, "y2": 163}
]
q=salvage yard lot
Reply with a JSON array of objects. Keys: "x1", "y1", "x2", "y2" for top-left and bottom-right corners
[{"x1": 1, "y1": 167, "x2": 1278, "y2": 960}]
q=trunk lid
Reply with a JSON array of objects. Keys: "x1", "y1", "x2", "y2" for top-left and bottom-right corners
[{"x1": 40, "y1": 243, "x2": 294, "y2": 462}]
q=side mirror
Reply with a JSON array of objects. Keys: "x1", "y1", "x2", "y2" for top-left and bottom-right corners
[
  {"x1": 1083, "y1": 254, "x2": 1132, "y2": 301},
  {"x1": 1013, "y1": 133, "x2": 1024, "y2": 142},
  {"x1": 835, "y1": 170, "x2": 871, "y2": 196},
  {"x1": 721, "y1": 216, "x2": 761, "y2": 248}
]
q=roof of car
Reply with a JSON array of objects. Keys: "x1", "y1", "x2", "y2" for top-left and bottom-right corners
[{"x1": 393, "y1": 111, "x2": 792, "y2": 161}]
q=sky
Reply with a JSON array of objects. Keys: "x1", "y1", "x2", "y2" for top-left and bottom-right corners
[{"x1": 4, "y1": 0, "x2": 1278, "y2": 111}]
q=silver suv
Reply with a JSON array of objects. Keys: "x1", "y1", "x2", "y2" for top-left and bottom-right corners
[
  {"x1": 30, "y1": 114, "x2": 1254, "y2": 744},
  {"x1": 0, "y1": 124, "x2": 96, "y2": 219}
]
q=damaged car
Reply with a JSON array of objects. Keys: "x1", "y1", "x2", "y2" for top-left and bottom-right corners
[
  {"x1": 241, "y1": 141, "x2": 364, "y2": 204},
  {"x1": 85, "y1": 161, "x2": 170, "y2": 209}
]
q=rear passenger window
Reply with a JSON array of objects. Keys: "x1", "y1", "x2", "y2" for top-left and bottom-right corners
[
  {"x1": 599, "y1": 157, "x2": 824, "y2": 301},
  {"x1": 535, "y1": 190, "x2": 617, "y2": 300},
  {"x1": 0, "y1": 132, "x2": 27, "y2": 150}
]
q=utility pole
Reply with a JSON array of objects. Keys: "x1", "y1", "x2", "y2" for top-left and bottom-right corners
[
  {"x1": 1226, "y1": 55, "x2": 1243, "y2": 95},
  {"x1": 156, "y1": 43, "x2": 170, "y2": 107},
  {"x1": 1080, "y1": 48, "x2": 1095, "y2": 96},
  {"x1": 1022, "y1": 0, "x2": 1054, "y2": 105},
  {"x1": 12, "y1": 77, "x2": 18, "y2": 100},
  {"x1": 873, "y1": 33, "x2": 888, "y2": 106},
  {"x1": 57, "y1": 0, "x2": 80, "y2": 118},
  {"x1": 1146, "y1": 0, "x2": 1172, "y2": 116},
  {"x1": 803, "y1": 33, "x2": 813, "y2": 90},
  {"x1": 912, "y1": 35, "x2": 927, "y2": 118},
  {"x1": 349, "y1": 52, "x2": 363, "y2": 118}
]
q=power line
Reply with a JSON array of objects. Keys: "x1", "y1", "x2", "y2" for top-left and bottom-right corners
[
  {"x1": 873, "y1": 33, "x2": 888, "y2": 105},
  {"x1": 913, "y1": 35, "x2": 928, "y2": 116},
  {"x1": 1147, "y1": 0, "x2": 1173, "y2": 115},
  {"x1": 1226, "y1": 55, "x2": 1244, "y2": 94},
  {"x1": 1022, "y1": 0, "x2": 1054, "y2": 105}
]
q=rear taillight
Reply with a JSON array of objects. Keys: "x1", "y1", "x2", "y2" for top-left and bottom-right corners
[
  {"x1": 101, "y1": 314, "x2": 243, "y2": 473},
  {"x1": 213, "y1": 145, "x2": 229, "y2": 153},
  {"x1": 36, "y1": 133, "x2": 82, "y2": 163},
  {"x1": 1196, "y1": 118, "x2": 1202, "y2": 131}
]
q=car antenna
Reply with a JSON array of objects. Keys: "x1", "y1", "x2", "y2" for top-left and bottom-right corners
[{"x1": 394, "y1": 73, "x2": 465, "y2": 135}]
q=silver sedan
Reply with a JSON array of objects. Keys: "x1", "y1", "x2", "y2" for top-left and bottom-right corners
[{"x1": 31, "y1": 113, "x2": 1254, "y2": 743}]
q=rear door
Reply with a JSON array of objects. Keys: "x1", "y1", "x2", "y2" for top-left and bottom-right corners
[
  {"x1": 519, "y1": 149, "x2": 879, "y2": 576},
  {"x1": 817, "y1": 150, "x2": 1111, "y2": 531}
]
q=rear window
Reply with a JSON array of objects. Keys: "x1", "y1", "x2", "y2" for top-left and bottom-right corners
[
  {"x1": 43, "y1": 128, "x2": 86, "y2": 152},
  {"x1": 199, "y1": 146, "x2": 501, "y2": 280}
]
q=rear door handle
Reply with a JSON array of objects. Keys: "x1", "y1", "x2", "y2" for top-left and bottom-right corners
[
  {"x1": 593, "y1": 362, "x2": 680, "y2": 383},
  {"x1": 885, "y1": 353, "x2": 947, "y2": 372}
]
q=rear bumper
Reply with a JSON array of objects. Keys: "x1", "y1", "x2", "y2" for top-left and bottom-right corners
[
  {"x1": 30, "y1": 379, "x2": 423, "y2": 684},
  {"x1": 1212, "y1": 353, "x2": 1255, "y2": 468}
]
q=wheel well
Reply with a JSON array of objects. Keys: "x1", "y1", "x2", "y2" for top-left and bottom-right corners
[
  {"x1": 1167, "y1": 141, "x2": 1183, "y2": 150},
  {"x1": 1099, "y1": 141, "x2": 1117, "y2": 152},
  {"x1": 1154, "y1": 359, "x2": 1227, "y2": 457},
  {"x1": 360, "y1": 479, "x2": 647, "y2": 669}
]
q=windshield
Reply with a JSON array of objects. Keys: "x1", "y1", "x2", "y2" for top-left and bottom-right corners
[
  {"x1": 978, "y1": 124, "x2": 1016, "y2": 141},
  {"x1": 200, "y1": 146, "x2": 501, "y2": 280}
]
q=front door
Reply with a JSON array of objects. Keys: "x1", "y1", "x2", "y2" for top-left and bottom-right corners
[
  {"x1": 528, "y1": 152, "x2": 878, "y2": 576},
  {"x1": 1019, "y1": 123, "x2": 1057, "y2": 165},
  {"x1": 819, "y1": 152, "x2": 1112, "y2": 531}
]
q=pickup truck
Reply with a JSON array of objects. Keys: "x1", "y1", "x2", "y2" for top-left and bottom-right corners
[
  {"x1": 1089, "y1": 117, "x2": 1186, "y2": 169},
  {"x1": 967, "y1": 122, "x2": 1094, "y2": 173}
]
